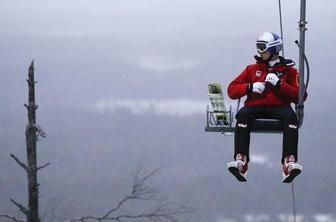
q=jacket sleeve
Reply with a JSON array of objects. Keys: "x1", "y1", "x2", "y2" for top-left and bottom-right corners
[
  {"x1": 278, "y1": 67, "x2": 308, "y2": 103},
  {"x1": 227, "y1": 66, "x2": 251, "y2": 99}
]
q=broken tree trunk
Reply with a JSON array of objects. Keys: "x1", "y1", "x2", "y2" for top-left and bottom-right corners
[
  {"x1": 10, "y1": 61, "x2": 48, "y2": 222},
  {"x1": 25, "y1": 60, "x2": 40, "y2": 222}
]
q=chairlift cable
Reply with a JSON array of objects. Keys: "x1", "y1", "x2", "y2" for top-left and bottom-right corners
[
  {"x1": 291, "y1": 181, "x2": 297, "y2": 222},
  {"x1": 278, "y1": 1, "x2": 298, "y2": 221},
  {"x1": 278, "y1": 0, "x2": 285, "y2": 57}
]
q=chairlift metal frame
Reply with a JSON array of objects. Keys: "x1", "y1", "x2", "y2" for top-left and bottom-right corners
[{"x1": 205, "y1": 99, "x2": 284, "y2": 134}]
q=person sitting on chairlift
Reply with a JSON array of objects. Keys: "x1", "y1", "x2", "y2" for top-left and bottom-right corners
[{"x1": 226, "y1": 32, "x2": 307, "y2": 183}]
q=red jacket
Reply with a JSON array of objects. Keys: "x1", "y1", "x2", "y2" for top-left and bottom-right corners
[{"x1": 227, "y1": 56, "x2": 307, "y2": 107}]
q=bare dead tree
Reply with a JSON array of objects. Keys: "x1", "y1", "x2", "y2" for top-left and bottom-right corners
[
  {"x1": 1, "y1": 62, "x2": 190, "y2": 222},
  {"x1": 70, "y1": 168, "x2": 191, "y2": 222},
  {"x1": 3, "y1": 61, "x2": 48, "y2": 222}
]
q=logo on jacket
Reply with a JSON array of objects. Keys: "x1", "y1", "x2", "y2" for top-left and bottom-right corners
[{"x1": 256, "y1": 70, "x2": 262, "y2": 77}]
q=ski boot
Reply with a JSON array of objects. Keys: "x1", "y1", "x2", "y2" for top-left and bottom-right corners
[
  {"x1": 227, "y1": 153, "x2": 248, "y2": 182},
  {"x1": 282, "y1": 155, "x2": 303, "y2": 183}
]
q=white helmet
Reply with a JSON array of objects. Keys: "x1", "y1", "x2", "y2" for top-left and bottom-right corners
[{"x1": 256, "y1": 32, "x2": 283, "y2": 54}]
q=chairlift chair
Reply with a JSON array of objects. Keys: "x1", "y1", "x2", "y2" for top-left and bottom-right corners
[{"x1": 205, "y1": 0, "x2": 310, "y2": 135}]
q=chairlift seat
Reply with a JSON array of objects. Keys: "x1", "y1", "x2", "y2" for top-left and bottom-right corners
[
  {"x1": 251, "y1": 118, "x2": 283, "y2": 133},
  {"x1": 205, "y1": 107, "x2": 284, "y2": 134},
  {"x1": 205, "y1": 118, "x2": 283, "y2": 134}
]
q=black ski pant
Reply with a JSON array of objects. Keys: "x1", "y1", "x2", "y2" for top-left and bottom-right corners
[{"x1": 234, "y1": 105, "x2": 298, "y2": 164}]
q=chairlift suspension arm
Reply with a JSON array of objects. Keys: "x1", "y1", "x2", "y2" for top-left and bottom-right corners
[{"x1": 297, "y1": 0, "x2": 307, "y2": 127}]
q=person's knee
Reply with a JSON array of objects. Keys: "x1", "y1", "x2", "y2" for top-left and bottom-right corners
[
  {"x1": 283, "y1": 119, "x2": 299, "y2": 132},
  {"x1": 284, "y1": 114, "x2": 298, "y2": 128},
  {"x1": 236, "y1": 107, "x2": 251, "y2": 122},
  {"x1": 280, "y1": 108, "x2": 298, "y2": 123}
]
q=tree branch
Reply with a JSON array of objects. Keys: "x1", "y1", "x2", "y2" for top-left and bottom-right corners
[
  {"x1": 71, "y1": 168, "x2": 191, "y2": 222},
  {"x1": 101, "y1": 168, "x2": 162, "y2": 218},
  {"x1": 41, "y1": 197, "x2": 64, "y2": 222},
  {"x1": 131, "y1": 168, "x2": 162, "y2": 200},
  {"x1": 102, "y1": 196, "x2": 130, "y2": 219},
  {"x1": 113, "y1": 202, "x2": 191, "y2": 222},
  {"x1": 10, "y1": 199, "x2": 29, "y2": 216},
  {"x1": 37, "y1": 162, "x2": 50, "y2": 171},
  {"x1": 0, "y1": 214, "x2": 25, "y2": 222},
  {"x1": 10, "y1": 154, "x2": 28, "y2": 172},
  {"x1": 71, "y1": 202, "x2": 190, "y2": 222}
]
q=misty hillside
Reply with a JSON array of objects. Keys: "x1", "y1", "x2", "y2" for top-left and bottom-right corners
[{"x1": 1, "y1": 102, "x2": 335, "y2": 221}]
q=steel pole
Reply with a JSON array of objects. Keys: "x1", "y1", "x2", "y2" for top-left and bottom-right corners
[{"x1": 297, "y1": 0, "x2": 307, "y2": 127}]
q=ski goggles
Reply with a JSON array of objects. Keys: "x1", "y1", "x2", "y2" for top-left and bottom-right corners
[
  {"x1": 256, "y1": 39, "x2": 282, "y2": 53},
  {"x1": 256, "y1": 42, "x2": 269, "y2": 53}
]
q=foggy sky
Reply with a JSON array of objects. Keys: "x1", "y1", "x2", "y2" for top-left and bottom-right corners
[
  {"x1": 1, "y1": 1, "x2": 336, "y2": 221},
  {"x1": 1, "y1": 0, "x2": 335, "y2": 105}
]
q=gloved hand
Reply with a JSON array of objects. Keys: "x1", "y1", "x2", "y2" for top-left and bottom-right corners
[
  {"x1": 250, "y1": 82, "x2": 265, "y2": 94},
  {"x1": 265, "y1": 73, "x2": 280, "y2": 87}
]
